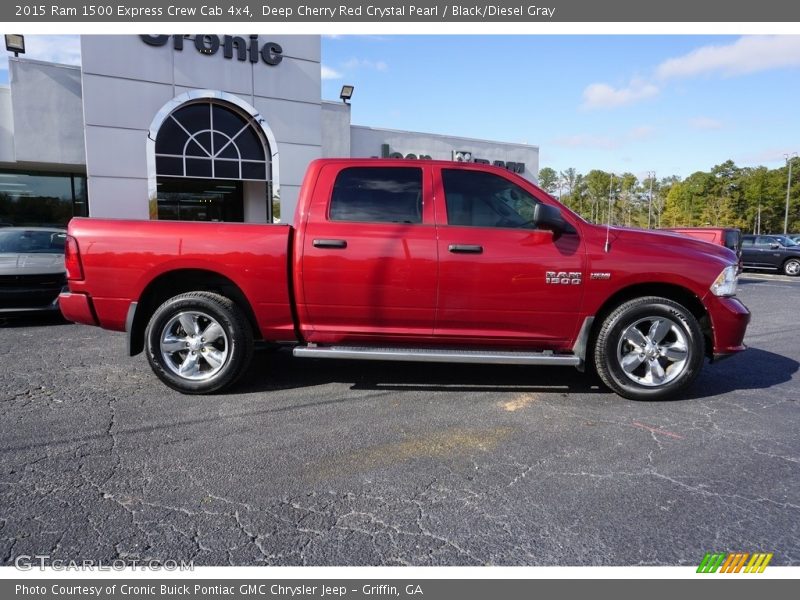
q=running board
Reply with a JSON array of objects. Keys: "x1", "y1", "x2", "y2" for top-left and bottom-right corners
[{"x1": 293, "y1": 345, "x2": 581, "y2": 366}]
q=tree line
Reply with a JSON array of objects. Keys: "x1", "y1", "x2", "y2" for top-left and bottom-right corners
[{"x1": 537, "y1": 158, "x2": 800, "y2": 234}]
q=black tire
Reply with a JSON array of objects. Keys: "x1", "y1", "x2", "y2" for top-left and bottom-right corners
[
  {"x1": 144, "y1": 291, "x2": 254, "y2": 394},
  {"x1": 593, "y1": 296, "x2": 704, "y2": 401},
  {"x1": 783, "y1": 258, "x2": 800, "y2": 276}
]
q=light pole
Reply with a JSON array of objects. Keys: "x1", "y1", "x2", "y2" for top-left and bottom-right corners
[
  {"x1": 756, "y1": 203, "x2": 761, "y2": 235},
  {"x1": 608, "y1": 172, "x2": 615, "y2": 224},
  {"x1": 604, "y1": 172, "x2": 615, "y2": 252},
  {"x1": 646, "y1": 170, "x2": 656, "y2": 229},
  {"x1": 785, "y1": 153, "x2": 798, "y2": 235}
]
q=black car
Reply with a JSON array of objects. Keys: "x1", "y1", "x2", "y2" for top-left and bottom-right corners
[{"x1": 741, "y1": 234, "x2": 800, "y2": 276}]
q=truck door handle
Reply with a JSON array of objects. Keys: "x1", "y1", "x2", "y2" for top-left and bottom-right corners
[
  {"x1": 313, "y1": 239, "x2": 347, "y2": 249},
  {"x1": 448, "y1": 244, "x2": 483, "y2": 254}
]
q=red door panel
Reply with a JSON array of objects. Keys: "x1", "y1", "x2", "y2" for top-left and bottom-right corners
[
  {"x1": 433, "y1": 165, "x2": 586, "y2": 348},
  {"x1": 436, "y1": 227, "x2": 585, "y2": 346},
  {"x1": 298, "y1": 163, "x2": 438, "y2": 343}
]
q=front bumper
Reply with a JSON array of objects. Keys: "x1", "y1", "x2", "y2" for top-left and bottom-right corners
[{"x1": 704, "y1": 294, "x2": 751, "y2": 359}]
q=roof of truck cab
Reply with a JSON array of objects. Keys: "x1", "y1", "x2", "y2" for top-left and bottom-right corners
[{"x1": 309, "y1": 157, "x2": 530, "y2": 169}]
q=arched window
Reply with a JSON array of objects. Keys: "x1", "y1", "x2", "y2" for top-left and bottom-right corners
[
  {"x1": 155, "y1": 101, "x2": 269, "y2": 181},
  {"x1": 152, "y1": 99, "x2": 273, "y2": 222}
]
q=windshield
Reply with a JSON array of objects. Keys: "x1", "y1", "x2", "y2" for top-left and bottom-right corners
[
  {"x1": 775, "y1": 236, "x2": 798, "y2": 247},
  {"x1": 0, "y1": 230, "x2": 66, "y2": 254}
]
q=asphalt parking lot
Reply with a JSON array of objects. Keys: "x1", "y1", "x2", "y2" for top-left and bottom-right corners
[{"x1": 1, "y1": 275, "x2": 798, "y2": 566}]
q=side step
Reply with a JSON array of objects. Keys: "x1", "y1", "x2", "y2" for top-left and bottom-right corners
[{"x1": 293, "y1": 345, "x2": 581, "y2": 367}]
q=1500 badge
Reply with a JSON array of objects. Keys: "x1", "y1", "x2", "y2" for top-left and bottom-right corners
[{"x1": 546, "y1": 271, "x2": 582, "y2": 285}]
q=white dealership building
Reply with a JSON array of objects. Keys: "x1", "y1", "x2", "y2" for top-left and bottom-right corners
[{"x1": 0, "y1": 35, "x2": 538, "y2": 226}]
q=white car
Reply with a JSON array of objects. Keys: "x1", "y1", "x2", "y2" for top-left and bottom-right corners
[{"x1": 0, "y1": 227, "x2": 67, "y2": 313}]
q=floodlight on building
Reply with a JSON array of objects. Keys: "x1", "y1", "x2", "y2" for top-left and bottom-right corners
[
  {"x1": 5, "y1": 35, "x2": 25, "y2": 57},
  {"x1": 340, "y1": 85, "x2": 354, "y2": 104}
]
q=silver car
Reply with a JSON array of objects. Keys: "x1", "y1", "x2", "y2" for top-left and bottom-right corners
[{"x1": 0, "y1": 227, "x2": 67, "y2": 313}]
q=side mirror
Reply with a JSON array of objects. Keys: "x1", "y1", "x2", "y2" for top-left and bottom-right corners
[
  {"x1": 533, "y1": 203, "x2": 568, "y2": 233},
  {"x1": 770, "y1": 243, "x2": 780, "y2": 249}
]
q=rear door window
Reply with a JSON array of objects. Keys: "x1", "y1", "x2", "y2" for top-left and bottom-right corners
[
  {"x1": 329, "y1": 167, "x2": 423, "y2": 224},
  {"x1": 755, "y1": 236, "x2": 777, "y2": 247}
]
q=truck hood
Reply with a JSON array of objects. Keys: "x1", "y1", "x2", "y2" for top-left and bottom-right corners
[
  {"x1": 607, "y1": 226, "x2": 738, "y2": 265},
  {"x1": 0, "y1": 253, "x2": 66, "y2": 276}
]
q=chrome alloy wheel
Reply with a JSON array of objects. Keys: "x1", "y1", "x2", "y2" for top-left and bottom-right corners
[
  {"x1": 159, "y1": 310, "x2": 229, "y2": 381},
  {"x1": 616, "y1": 316, "x2": 689, "y2": 387}
]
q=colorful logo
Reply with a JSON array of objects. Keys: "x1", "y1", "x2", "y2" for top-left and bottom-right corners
[{"x1": 697, "y1": 552, "x2": 773, "y2": 573}]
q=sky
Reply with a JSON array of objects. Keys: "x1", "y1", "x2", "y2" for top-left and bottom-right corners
[{"x1": 2, "y1": 34, "x2": 799, "y2": 181}]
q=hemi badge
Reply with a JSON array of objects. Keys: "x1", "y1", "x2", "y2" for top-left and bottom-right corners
[{"x1": 590, "y1": 272, "x2": 611, "y2": 280}]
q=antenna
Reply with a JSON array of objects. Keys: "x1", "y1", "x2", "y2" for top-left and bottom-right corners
[{"x1": 604, "y1": 172, "x2": 614, "y2": 253}]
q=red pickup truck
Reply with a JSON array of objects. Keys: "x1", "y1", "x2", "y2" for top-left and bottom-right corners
[{"x1": 59, "y1": 159, "x2": 749, "y2": 400}]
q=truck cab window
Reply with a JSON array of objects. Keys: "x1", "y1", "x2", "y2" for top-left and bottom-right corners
[
  {"x1": 329, "y1": 167, "x2": 423, "y2": 224},
  {"x1": 442, "y1": 169, "x2": 539, "y2": 229},
  {"x1": 724, "y1": 230, "x2": 741, "y2": 252}
]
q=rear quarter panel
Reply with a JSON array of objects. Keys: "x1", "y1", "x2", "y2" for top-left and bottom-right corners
[{"x1": 66, "y1": 218, "x2": 294, "y2": 339}]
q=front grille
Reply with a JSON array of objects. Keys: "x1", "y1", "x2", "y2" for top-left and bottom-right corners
[
  {"x1": 0, "y1": 273, "x2": 66, "y2": 288},
  {"x1": 0, "y1": 273, "x2": 66, "y2": 308}
]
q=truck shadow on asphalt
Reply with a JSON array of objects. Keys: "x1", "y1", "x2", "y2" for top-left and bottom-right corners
[
  {"x1": 236, "y1": 346, "x2": 797, "y2": 402},
  {"x1": 683, "y1": 347, "x2": 799, "y2": 400},
  {"x1": 236, "y1": 348, "x2": 603, "y2": 396}
]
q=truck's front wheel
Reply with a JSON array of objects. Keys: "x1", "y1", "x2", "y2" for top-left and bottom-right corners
[
  {"x1": 782, "y1": 258, "x2": 800, "y2": 276},
  {"x1": 593, "y1": 296, "x2": 704, "y2": 401},
  {"x1": 144, "y1": 292, "x2": 253, "y2": 394}
]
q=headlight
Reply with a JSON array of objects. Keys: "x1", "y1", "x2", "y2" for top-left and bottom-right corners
[{"x1": 710, "y1": 265, "x2": 738, "y2": 297}]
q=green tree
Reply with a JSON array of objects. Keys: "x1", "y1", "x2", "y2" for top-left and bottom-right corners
[
  {"x1": 618, "y1": 172, "x2": 639, "y2": 227},
  {"x1": 538, "y1": 167, "x2": 558, "y2": 194},
  {"x1": 639, "y1": 174, "x2": 661, "y2": 229},
  {"x1": 662, "y1": 181, "x2": 689, "y2": 227},
  {"x1": 740, "y1": 166, "x2": 768, "y2": 232},
  {"x1": 683, "y1": 171, "x2": 715, "y2": 226},
  {"x1": 559, "y1": 168, "x2": 578, "y2": 203},
  {"x1": 539, "y1": 158, "x2": 800, "y2": 232},
  {"x1": 583, "y1": 170, "x2": 611, "y2": 223},
  {"x1": 781, "y1": 157, "x2": 800, "y2": 233},
  {"x1": 570, "y1": 173, "x2": 588, "y2": 217}
]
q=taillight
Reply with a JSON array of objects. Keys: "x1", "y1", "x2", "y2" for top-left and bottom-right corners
[{"x1": 64, "y1": 235, "x2": 84, "y2": 280}]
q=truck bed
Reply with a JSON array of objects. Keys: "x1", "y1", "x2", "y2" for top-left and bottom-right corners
[{"x1": 64, "y1": 218, "x2": 296, "y2": 341}]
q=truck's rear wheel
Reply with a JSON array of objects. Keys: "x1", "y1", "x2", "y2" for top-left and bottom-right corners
[
  {"x1": 145, "y1": 291, "x2": 253, "y2": 394},
  {"x1": 593, "y1": 296, "x2": 704, "y2": 401}
]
